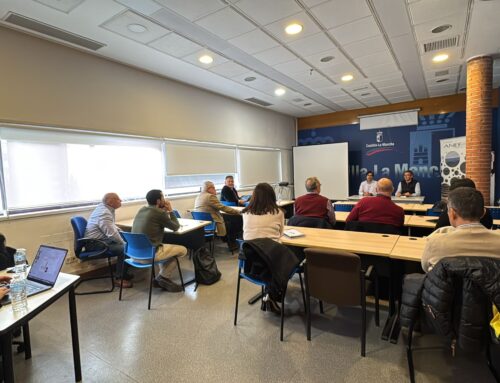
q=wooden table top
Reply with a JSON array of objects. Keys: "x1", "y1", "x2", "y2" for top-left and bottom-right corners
[
  {"x1": 280, "y1": 226, "x2": 399, "y2": 257},
  {"x1": 117, "y1": 218, "x2": 210, "y2": 234},
  {"x1": 335, "y1": 212, "x2": 421, "y2": 227},
  {"x1": 406, "y1": 215, "x2": 438, "y2": 228},
  {"x1": 390, "y1": 236, "x2": 426, "y2": 262}
]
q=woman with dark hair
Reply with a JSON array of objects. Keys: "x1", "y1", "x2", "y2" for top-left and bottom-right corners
[{"x1": 242, "y1": 183, "x2": 284, "y2": 241}]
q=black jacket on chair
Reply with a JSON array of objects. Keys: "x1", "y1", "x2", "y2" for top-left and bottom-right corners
[
  {"x1": 288, "y1": 215, "x2": 333, "y2": 229},
  {"x1": 240, "y1": 238, "x2": 300, "y2": 300},
  {"x1": 400, "y1": 257, "x2": 500, "y2": 352}
]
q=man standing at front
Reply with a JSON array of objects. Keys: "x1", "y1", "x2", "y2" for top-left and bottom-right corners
[
  {"x1": 85, "y1": 192, "x2": 132, "y2": 288},
  {"x1": 421, "y1": 187, "x2": 500, "y2": 272},
  {"x1": 294, "y1": 177, "x2": 336, "y2": 226},
  {"x1": 132, "y1": 189, "x2": 187, "y2": 292}
]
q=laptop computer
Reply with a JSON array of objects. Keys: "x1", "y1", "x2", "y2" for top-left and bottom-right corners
[{"x1": 2, "y1": 245, "x2": 68, "y2": 304}]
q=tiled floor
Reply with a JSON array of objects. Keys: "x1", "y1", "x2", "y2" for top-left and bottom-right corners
[{"x1": 10, "y1": 243, "x2": 498, "y2": 382}]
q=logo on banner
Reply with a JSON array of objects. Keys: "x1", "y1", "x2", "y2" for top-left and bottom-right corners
[{"x1": 365, "y1": 130, "x2": 395, "y2": 156}]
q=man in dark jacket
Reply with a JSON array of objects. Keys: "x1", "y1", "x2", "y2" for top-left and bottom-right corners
[{"x1": 220, "y1": 175, "x2": 244, "y2": 206}]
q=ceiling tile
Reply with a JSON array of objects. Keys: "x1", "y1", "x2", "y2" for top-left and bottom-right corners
[
  {"x1": 355, "y1": 50, "x2": 394, "y2": 68},
  {"x1": 343, "y1": 35, "x2": 388, "y2": 58},
  {"x1": 377, "y1": 84, "x2": 409, "y2": 94},
  {"x1": 384, "y1": 90, "x2": 412, "y2": 98},
  {"x1": 310, "y1": 0, "x2": 372, "y2": 29},
  {"x1": 182, "y1": 49, "x2": 228, "y2": 69},
  {"x1": 209, "y1": 61, "x2": 250, "y2": 78},
  {"x1": 273, "y1": 59, "x2": 311, "y2": 76},
  {"x1": 195, "y1": 7, "x2": 255, "y2": 39},
  {"x1": 409, "y1": 0, "x2": 468, "y2": 25},
  {"x1": 413, "y1": 12, "x2": 466, "y2": 43},
  {"x1": 33, "y1": 0, "x2": 84, "y2": 13},
  {"x1": 388, "y1": 95, "x2": 414, "y2": 103},
  {"x1": 362, "y1": 62, "x2": 400, "y2": 77},
  {"x1": 301, "y1": 0, "x2": 329, "y2": 7},
  {"x1": 317, "y1": 87, "x2": 347, "y2": 98},
  {"x1": 228, "y1": 29, "x2": 279, "y2": 54},
  {"x1": 253, "y1": 46, "x2": 297, "y2": 66},
  {"x1": 155, "y1": 0, "x2": 226, "y2": 21},
  {"x1": 322, "y1": 61, "x2": 358, "y2": 77},
  {"x1": 101, "y1": 10, "x2": 170, "y2": 44},
  {"x1": 304, "y1": 50, "x2": 345, "y2": 70},
  {"x1": 364, "y1": 99, "x2": 389, "y2": 107},
  {"x1": 328, "y1": 16, "x2": 380, "y2": 45},
  {"x1": 149, "y1": 33, "x2": 202, "y2": 57},
  {"x1": 264, "y1": 11, "x2": 321, "y2": 43},
  {"x1": 287, "y1": 32, "x2": 335, "y2": 57},
  {"x1": 235, "y1": 0, "x2": 301, "y2": 25}
]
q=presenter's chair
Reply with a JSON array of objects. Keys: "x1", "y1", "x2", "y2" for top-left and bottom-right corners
[
  {"x1": 304, "y1": 248, "x2": 379, "y2": 357},
  {"x1": 119, "y1": 232, "x2": 184, "y2": 310},
  {"x1": 70, "y1": 216, "x2": 117, "y2": 295}
]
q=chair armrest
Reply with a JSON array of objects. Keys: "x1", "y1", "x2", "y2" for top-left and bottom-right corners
[
  {"x1": 364, "y1": 265, "x2": 374, "y2": 279},
  {"x1": 77, "y1": 237, "x2": 109, "y2": 251}
]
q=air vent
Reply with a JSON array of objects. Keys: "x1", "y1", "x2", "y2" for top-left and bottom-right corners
[
  {"x1": 422, "y1": 35, "x2": 459, "y2": 53},
  {"x1": 435, "y1": 69, "x2": 449, "y2": 76},
  {"x1": 244, "y1": 98, "x2": 272, "y2": 107},
  {"x1": 4, "y1": 12, "x2": 105, "y2": 51},
  {"x1": 352, "y1": 86, "x2": 369, "y2": 92}
]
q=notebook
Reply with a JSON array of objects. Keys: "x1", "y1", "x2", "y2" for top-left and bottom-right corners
[
  {"x1": 283, "y1": 229, "x2": 305, "y2": 238},
  {"x1": 1, "y1": 245, "x2": 68, "y2": 305}
]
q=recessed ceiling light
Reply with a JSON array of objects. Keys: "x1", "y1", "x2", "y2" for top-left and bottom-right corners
[
  {"x1": 304, "y1": 103, "x2": 312, "y2": 106},
  {"x1": 320, "y1": 56, "x2": 334, "y2": 63},
  {"x1": 199, "y1": 55, "x2": 214, "y2": 64},
  {"x1": 285, "y1": 23, "x2": 303, "y2": 35},
  {"x1": 436, "y1": 78, "x2": 448, "y2": 83},
  {"x1": 432, "y1": 53, "x2": 449, "y2": 63},
  {"x1": 127, "y1": 23, "x2": 147, "y2": 33},
  {"x1": 431, "y1": 24, "x2": 452, "y2": 34},
  {"x1": 244, "y1": 76, "x2": 256, "y2": 82},
  {"x1": 274, "y1": 88, "x2": 286, "y2": 96},
  {"x1": 341, "y1": 74, "x2": 354, "y2": 82}
]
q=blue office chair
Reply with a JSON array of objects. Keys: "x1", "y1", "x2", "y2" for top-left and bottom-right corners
[
  {"x1": 234, "y1": 241, "x2": 305, "y2": 341},
  {"x1": 334, "y1": 204, "x2": 354, "y2": 212},
  {"x1": 119, "y1": 232, "x2": 185, "y2": 310},
  {"x1": 221, "y1": 201, "x2": 237, "y2": 207},
  {"x1": 190, "y1": 211, "x2": 216, "y2": 254},
  {"x1": 426, "y1": 208, "x2": 441, "y2": 217},
  {"x1": 172, "y1": 209, "x2": 181, "y2": 218},
  {"x1": 70, "y1": 216, "x2": 117, "y2": 295}
]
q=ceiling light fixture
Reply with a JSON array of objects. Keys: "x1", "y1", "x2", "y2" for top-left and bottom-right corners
[
  {"x1": 285, "y1": 23, "x2": 303, "y2": 35},
  {"x1": 341, "y1": 74, "x2": 354, "y2": 82},
  {"x1": 431, "y1": 24, "x2": 452, "y2": 34},
  {"x1": 432, "y1": 53, "x2": 449, "y2": 63},
  {"x1": 244, "y1": 76, "x2": 256, "y2": 82},
  {"x1": 199, "y1": 55, "x2": 214, "y2": 64},
  {"x1": 320, "y1": 56, "x2": 334, "y2": 63},
  {"x1": 274, "y1": 88, "x2": 286, "y2": 96},
  {"x1": 127, "y1": 23, "x2": 147, "y2": 33}
]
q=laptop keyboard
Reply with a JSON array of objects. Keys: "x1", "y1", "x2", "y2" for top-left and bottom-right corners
[{"x1": 26, "y1": 283, "x2": 44, "y2": 294}]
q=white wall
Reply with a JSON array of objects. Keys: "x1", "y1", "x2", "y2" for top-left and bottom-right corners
[{"x1": 0, "y1": 27, "x2": 295, "y2": 273}]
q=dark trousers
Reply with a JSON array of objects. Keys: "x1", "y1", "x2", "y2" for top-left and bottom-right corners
[
  {"x1": 223, "y1": 214, "x2": 243, "y2": 245},
  {"x1": 87, "y1": 240, "x2": 130, "y2": 279}
]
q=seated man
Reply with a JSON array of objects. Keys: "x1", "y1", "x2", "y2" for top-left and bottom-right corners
[
  {"x1": 358, "y1": 171, "x2": 378, "y2": 196},
  {"x1": 396, "y1": 170, "x2": 421, "y2": 197},
  {"x1": 293, "y1": 176, "x2": 336, "y2": 227},
  {"x1": 85, "y1": 192, "x2": 132, "y2": 288},
  {"x1": 346, "y1": 178, "x2": 404, "y2": 229},
  {"x1": 422, "y1": 187, "x2": 500, "y2": 272},
  {"x1": 194, "y1": 181, "x2": 241, "y2": 251},
  {"x1": 132, "y1": 189, "x2": 187, "y2": 292},
  {"x1": 435, "y1": 177, "x2": 493, "y2": 230},
  {"x1": 220, "y1": 175, "x2": 244, "y2": 206}
]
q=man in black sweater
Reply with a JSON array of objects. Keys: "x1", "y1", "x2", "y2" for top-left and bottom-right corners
[{"x1": 220, "y1": 175, "x2": 244, "y2": 206}]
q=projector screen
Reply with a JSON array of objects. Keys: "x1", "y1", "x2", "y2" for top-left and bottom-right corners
[{"x1": 293, "y1": 142, "x2": 349, "y2": 200}]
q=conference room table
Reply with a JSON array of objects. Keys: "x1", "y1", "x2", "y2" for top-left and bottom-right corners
[
  {"x1": 0, "y1": 272, "x2": 81, "y2": 383},
  {"x1": 334, "y1": 201, "x2": 434, "y2": 214},
  {"x1": 347, "y1": 195, "x2": 425, "y2": 204}
]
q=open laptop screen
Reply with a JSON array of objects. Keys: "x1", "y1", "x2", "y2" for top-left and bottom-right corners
[{"x1": 28, "y1": 245, "x2": 68, "y2": 286}]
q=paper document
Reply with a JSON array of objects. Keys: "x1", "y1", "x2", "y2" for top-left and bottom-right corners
[{"x1": 283, "y1": 229, "x2": 304, "y2": 238}]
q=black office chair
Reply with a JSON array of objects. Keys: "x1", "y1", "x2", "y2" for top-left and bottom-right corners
[
  {"x1": 288, "y1": 215, "x2": 333, "y2": 229},
  {"x1": 70, "y1": 216, "x2": 118, "y2": 295}
]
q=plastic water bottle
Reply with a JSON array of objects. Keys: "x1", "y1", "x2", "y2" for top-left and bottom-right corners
[
  {"x1": 11, "y1": 248, "x2": 28, "y2": 314},
  {"x1": 10, "y1": 273, "x2": 28, "y2": 314},
  {"x1": 14, "y1": 248, "x2": 27, "y2": 277}
]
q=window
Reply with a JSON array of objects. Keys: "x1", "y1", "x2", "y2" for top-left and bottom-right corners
[
  {"x1": 238, "y1": 148, "x2": 281, "y2": 187},
  {"x1": 0, "y1": 127, "x2": 163, "y2": 213}
]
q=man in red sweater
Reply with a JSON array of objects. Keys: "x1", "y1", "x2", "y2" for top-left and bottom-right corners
[
  {"x1": 346, "y1": 178, "x2": 404, "y2": 228},
  {"x1": 294, "y1": 177, "x2": 336, "y2": 225}
]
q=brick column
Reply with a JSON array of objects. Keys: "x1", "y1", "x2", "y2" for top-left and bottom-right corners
[{"x1": 466, "y1": 55, "x2": 493, "y2": 204}]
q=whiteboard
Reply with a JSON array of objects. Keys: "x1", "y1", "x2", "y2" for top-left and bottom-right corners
[{"x1": 293, "y1": 143, "x2": 349, "y2": 200}]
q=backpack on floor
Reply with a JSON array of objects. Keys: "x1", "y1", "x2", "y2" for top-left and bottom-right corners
[{"x1": 193, "y1": 247, "x2": 221, "y2": 285}]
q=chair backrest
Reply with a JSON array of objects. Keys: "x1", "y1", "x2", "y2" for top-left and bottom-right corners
[
  {"x1": 335, "y1": 204, "x2": 354, "y2": 212},
  {"x1": 304, "y1": 248, "x2": 361, "y2": 306},
  {"x1": 288, "y1": 215, "x2": 332, "y2": 229},
  {"x1": 173, "y1": 209, "x2": 181, "y2": 218},
  {"x1": 70, "y1": 216, "x2": 88, "y2": 255},
  {"x1": 345, "y1": 220, "x2": 401, "y2": 235},
  {"x1": 120, "y1": 232, "x2": 156, "y2": 260},
  {"x1": 426, "y1": 208, "x2": 441, "y2": 217},
  {"x1": 191, "y1": 211, "x2": 216, "y2": 232},
  {"x1": 221, "y1": 201, "x2": 237, "y2": 207}
]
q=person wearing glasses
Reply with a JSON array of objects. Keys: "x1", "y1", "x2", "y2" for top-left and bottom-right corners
[
  {"x1": 194, "y1": 181, "x2": 241, "y2": 251},
  {"x1": 220, "y1": 175, "x2": 245, "y2": 206}
]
